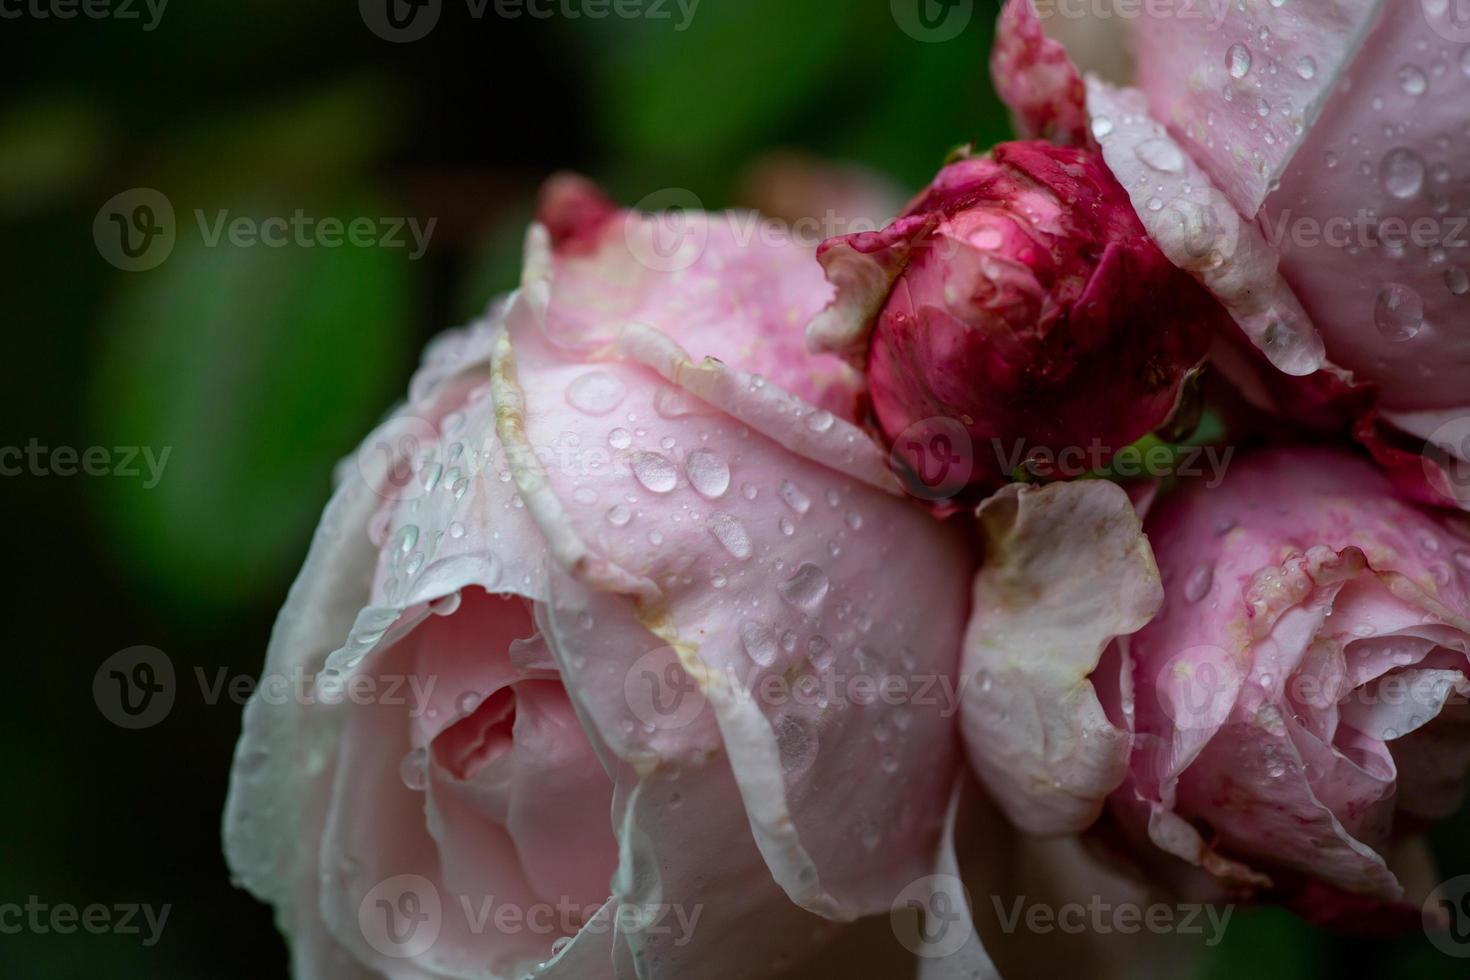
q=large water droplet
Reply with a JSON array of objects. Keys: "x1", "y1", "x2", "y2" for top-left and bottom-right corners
[
  {"x1": 1090, "y1": 116, "x2": 1114, "y2": 140},
  {"x1": 740, "y1": 620, "x2": 778, "y2": 667},
  {"x1": 707, "y1": 513, "x2": 752, "y2": 559},
  {"x1": 779, "y1": 563, "x2": 830, "y2": 610},
  {"x1": 399, "y1": 747, "x2": 428, "y2": 790},
  {"x1": 1446, "y1": 267, "x2": 1470, "y2": 296},
  {"x1": 1226, "y1": 43, "x2": 1253, "y2": 80},
  {"x1": 686, "y1": 450, "x2": 730, "y2": 499},
  {"x1": 1135, "y1": 138, "x2": 1186, "y2": 174},
  {"x1": 566, "y1": 371, "x2": 627, "y2": 416},
  {"x1": 631, "y1": 451, "x2": 678, "y2": 493},
  {"x1": 1295, "y1": 56, "x2": 1317, "y2": 80},
  {"x1": 774, "y1": 713, "x2": 817, "y2": 777},
  {"x1": 779, "y1": 480, "x2": 811, "y2": 514},
  {"x1": 1184, "y1": 562, "x2": 1215, "y2": 602},
  {"x1": 806, "y1": 635, "x2": 833, "y2": 669},
  {"x1": 804, "y1": 409, "x2": 835, "y2": 433},
  {"x1": 1398, "y1": 65, "x2": 1428, "y2": 96},
  {"x1": 607, "y1": 504, "x2": 632, "y2": 527},
  {"x1": 1381, "y1": 148, "x2": 1426, "y2": 199},
  {"x1": 1374, "y1": 283, "x2": 1426, "y2": 341},
  {"x1": 608, "y1": 427, "x2": 632, "y2": 450}
]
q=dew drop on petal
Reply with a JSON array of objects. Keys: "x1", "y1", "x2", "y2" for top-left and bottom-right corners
[
  {"x1": 774, "y1": 713, "x2": 817, "y2": 777},
  {"x1": 804, "y1": 409, "x2": 835, "y2": 433},
  {"x1": 566, "y1": 371, "x2": 627, "y2": 416},
  {"x1": 1226, "y1": 43, "x2": 1252, "y2": 80},
  {"x1": 686, "y1": 449, "x2": 730, "y2": 499},
  {"x1": 608, "y1": 427, "x2": 632, "y2": 450},
  {"x1": 708, "y1": 513, "x2": 752, "y2": 559},
  {"x1": 740, "y1": 620, "x2": 779, "y2": 667},
  {"x1": 1135, "y1": 138, "x2": 1186, "y2": 175},
  {"x1": 631, "y1": 451, "x2": 678, "y2": 493},
  {"x1": 1184, "y1": 562, "x2": 1215, "y2": 602},
  {"x1": 1296, "y1": 56, "x2": 1317, "y2": 80},
  {"x1": 779, "y1": 563, "x2": 830, "y2": 611},
  {"x1": 779, "y1": 480, "x2": 811, "y2": 514},
  {"x1": 1446, "y1": 267, "x2": 1470, "y2": 296},
  {"x1": 399, "y1": 747, "x2": 428, "y2": 790},
  {"x1": 1374, "y1": 283, "x2": 1425, "y2": 341},
  {"x1": 1398, "y1": 65, "x2": 1428, "y2": 96},
  {"x1": 1381, "y1": 147, "x2": 1426, "y2": 199},
  {"x1": 1090, "y1": 116, "x2": 1114, "y2": 140},
  {"x1": 607, "y1": 504, "x2": 632, "y2": 527}
]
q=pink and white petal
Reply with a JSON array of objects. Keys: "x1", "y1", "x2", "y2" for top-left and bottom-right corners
[
  {"x1": 991, "y1": 0, "x2": 1090, "y2": 146},
  {"x1": 500, "y1": 313, "x2": 973, "y2": 919},
  {"x1": 963, "y1": 481, "x2": 1162, "y2": 836},
  {"x1": 1128, "y1": 0, "x2": 1386, "y2": 218},
  {"x1": 1266, "y1": 1, "x2": 1470, "y2": 413},
  {"x1": 1085, "y1": 81, "x2": 1326, "y2": 376},
  {"x1": 804, "y1": 215, "x2": 939, "y2": 365}
]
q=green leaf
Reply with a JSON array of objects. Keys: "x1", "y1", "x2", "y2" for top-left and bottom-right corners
[{"x1": 88, "y1": 192, "x2": 413, "y2": 609}]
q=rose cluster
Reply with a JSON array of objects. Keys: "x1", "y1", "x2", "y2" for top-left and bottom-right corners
[{"x1": 225, "y1": 2, "x2": 1470, "y2": 977}]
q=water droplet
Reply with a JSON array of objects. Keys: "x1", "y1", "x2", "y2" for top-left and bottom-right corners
[
  {"x1": 1226, "y1": 43, "x2": 1253, "y2": 80},
  {"x1": 456, "y1": 691, "x2": 481, "y2": 716},
  {"x1": 1398, "y1": 65, "x2": 1428, "y2": 96},
  {"x1": 686, "y1": 450, "x2": 730, "y2": 499},
  {"x1": 779, "y1": 517, "x2": 795, "y2": 536},
  {"x1": 741, "y1": 482, "x2": 758, "y2": 500},
  {"x1": 631, "y1": 451, "x2": 678, "y2": 493},
  {"x1": 1455, "y1": 549, "x2": 1470, "y2": 571},
  {"x1": 1090, "y1": 116, "x2": 1114, "y2": 140},
  {"x1": 741, "y1": 621, "x2": 779, "y2": 667},
  {"x1": 845, "y1": 511, "x2": 863, "y2": 531},
  {"x1": 825, "y1": 489, "x2": 841, "y2": 508},
  {"x1": 779, "y1": 563, "x2": 830, "y2": 610},
  {"x1": 805, "y1": 409, "x2": 835, "y2": 433},
  {"x1": 1184, "y1": 562, "x2": 1215, "y2": 602},
  {"x1": 608, "y1": 427, "x2": 632, "y2": 450},
  {"x1": 779, "y1": 480, "x2": 811, "y2": 514},
  {"x1": 566, "y1": 371, "x2": 627, "y2": 416},
  {"x1": 607, "y1": 504, "x2": 632, "y2": 527},
  {"x1": 861, "y1": 823, "x2": 882, "y2": 850},
  {"x1": 1446, "y1": 267, "x2": 1470, "y2": 296},
  {"x1": 399, "y1": 747, "x2": 428, "y2": 790},
  {"x1": 448, "y1": 521, "x2": 466, "y2": 539},
  {"x1": 774, "y1": 713, "x2": 817, "y2": 776},
  {"x1": 780, "y1": 630, "x2": 798, "y2": 653},
  {"x1": 1135, "y1": 138, "x2": 1186, "y2": 174},
  {"x1": 806, "y1": 635, "x2": 833, "y2": 669},
  {"x1": 1296, "y1": 56, "x2": 1317, "y2": 80},
  {"x1": 397, "y1": 524, "x2": 420, "y2": 554},
  {"x1": 708, "y1": 513, "x2": 752, "y2": 559},
  {"x1": 1374, "y1": 283, "x2": 1426, "y2": 341},
  {"x1": 654, "y1": 385, "x2": 701, "y2": 419},
  {"x1": 1381, "y1": 147, "x2": 1426, "y2": 199}
]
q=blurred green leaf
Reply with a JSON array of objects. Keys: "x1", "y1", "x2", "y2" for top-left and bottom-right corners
[
  {"x1": 1195, "y1": 907, "x2": 1328, "y2": 980},
  {"x1": 0, "y1": 99, "x2": 107, "y2": 216},
  {"x1": 88, "y1": 192, "x2": 413, "y2": 609}
]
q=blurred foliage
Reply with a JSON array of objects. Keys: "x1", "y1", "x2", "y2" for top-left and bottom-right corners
[{"x1": 0, "y1": 0, "x2": 1464, "y2": 977}]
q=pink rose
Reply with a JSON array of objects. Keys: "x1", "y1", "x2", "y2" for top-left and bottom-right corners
[
  {"x1": 1116, "y1": 449, "x2": 1470, "y2": 924},
  {"x1": 807, "y1": 142, "x2": 1222, "y2": 499},
  {"x1": 223, "y1": 177, "x2": 974, "y2": 978},
  {"x1": 990, "y1": 0, "x2": 1470, "y2": 507}
]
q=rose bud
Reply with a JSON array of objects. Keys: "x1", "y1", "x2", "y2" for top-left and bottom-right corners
[
  {"x1": 806, "y1": 141, "x2": 1224, "y2": 500},
  {"x1": 989, "y1": 0, "x2": 1470, "y2": 507},
  {"x1": 223, "y1": 175, "x2": 975, "y2": 979},
  {"x1": 1117, "y1": 447, "x2": 1470, "y2": 925}
]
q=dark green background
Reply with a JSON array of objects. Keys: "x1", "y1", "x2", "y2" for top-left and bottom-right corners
[{"x1": 1, "y1": 0, "x2": 1463, "y2": 976}]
